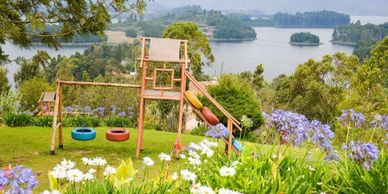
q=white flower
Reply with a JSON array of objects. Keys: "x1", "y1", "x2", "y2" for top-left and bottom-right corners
[
  {"x1": 218, "y1": 188, "x2": 242, "y2": 194},
  {"x1": 188, "y1": 151, "x2": 200, "y2": 159},
  {"x1": 231, "y1": 161, "x2": 239, "y2": 167},
  {"x1": 142, "y1": 157, "x2": 155, "y2": 167},
  {"x1": 188, "y1": 157, "x2": 201, "y2": 166},
  {"x1": 189, "y1": 142, "x2": 201, "y2": 150},
  {"x1": 88, "y1": 168, "x2": 96, "y2": 174},
  {"x1": 50, "y1": 165, "x2": 67, "y2": 179},
  {"x1": 83, "y1": 173, "x2": 94, "y2": 181},
  {"x1": 66, "y1": 169, "x2": 84, "y2": 183},
  {"x1": 219, "y1": 166, "x2": 236, "y2": 177},
  {"x1": 171, "y1": 172, "x2": 178, "y2": 180},
  {"x1": 41, "y1": 190, "x2": 61, "y2": 194},
  {"x1": 200, "y1": 146, "x2": 214, "y2": 157},
  {"x1": 180, "y1": 154, "x2": 186, "y2": 159},
  {"x1": 180, "y1": 169, "x2": 196, "y2": 182},
  {"x1": 190, "y1": 184, "x2": 215, "y2": 194},
  {"x1": 60, "y1": 159, "x2": 75, "y2": 169},
  {"x1": 202, "y1": 139, "x2": 218, "y2": 148},
  {"x1": 190, "y1": 183, "x2": 202, "y2": 194},
  {"x1": 158, "y1": 153, "x2": 171, "y2": 161},
  {"x1": 93, "y1": 157, "x2": 107, "y2": 166},
  {"x1": 103, "y1": 165, "x2": 117, "y2": 176},
  {"x1": 81, "y1": 157, "x2": 94, "y2": 165}
]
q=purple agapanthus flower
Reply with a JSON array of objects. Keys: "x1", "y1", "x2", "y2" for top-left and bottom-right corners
[
  {"x1": 84, "y1": 106, "x2": 91, "y2": 113},
  {"x1": 205, "y1": 123, "x2": 229, "y2": 139},
  {"x1": 93, "y1": 107, "x2": 105, "y2": 116},
  {"x1": 310, "y1": 120, "x2": 338, "y2": 161},
  {"x1": 0, "y1": 165, "x2": 38, "y2": 194},
  {"x1": 342, "y1": 141, "x2": 379, "y2": 170},
  {"x1": 64, "y1": 106, "x2": 74, "y2": 113},
  {"x1": 370, "y1": 114, "x2": 388, "y2": 130},
  {"x1": 270, "y1": 110, "x2": 311, "y2": 145},
  {"x1": 117, "y1": 111, "x2": 126, "y2": 117},
  {"x1": 338, "y1": 109, "x2": 365, "y2": 128},
  {"x1": 262, "y1": 112, "x2": 274, "y2": 129}
]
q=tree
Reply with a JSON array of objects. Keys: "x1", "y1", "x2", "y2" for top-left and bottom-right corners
[
  {"x1": 18, "y1": 77, "x2": 53, "y2": 111},
  {"x1": 163, "y1": 22, "x2": 214, "y2": 79},
  {"x1": 14, "y1": 59, "x2": 43, "y2": 87},
  {"x1": 0, "y1": 0, "x2": 147, "y2": 62},
  {"x1": 364, "y1": 36, "x2": 388, "y2": 88},
  {"x1": 0, "y1": 67, "x2": 10, "y2": 95},
  {"x1": 199, "y1": 74, "x2": 264, "y2": 136}
]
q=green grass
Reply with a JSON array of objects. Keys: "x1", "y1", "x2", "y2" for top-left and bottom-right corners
[
  {"x1": 0, "y1": 126, "x2": 324, "y2": 192},
  {"x1": 0, "y1": 127, "x2": 206, "y2": 191}
]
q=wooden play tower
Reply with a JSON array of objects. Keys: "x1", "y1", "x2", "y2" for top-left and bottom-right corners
[
  {"x1": 50, "y1": 37, "x2": 242, "y2": 158},
  {"x1": 136, "y1": 37, "x2": 189, "y2": 158}
]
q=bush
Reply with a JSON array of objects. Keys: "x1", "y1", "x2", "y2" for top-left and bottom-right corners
[
  {"x1": 63, "y1": 116, "x2": 101, "y2": 127},
  {"x1": 199, "y1": 74, "x2": 264, "y2": 136},
  {"x1": 4, "y1": 113, "x2": 34, "y2": 127},
  {"x1": 190, "y1": 125, "x2": 208, "y2": 136},
  {"x1": 105, "y1": 116, "x2": 131, "y2": 127},
  {"x1": 33, "y1": 116, "x2": 53, "y2": 127},
  {"x1": 18, "y1": 77, "x2": 53, "y2": 111}
]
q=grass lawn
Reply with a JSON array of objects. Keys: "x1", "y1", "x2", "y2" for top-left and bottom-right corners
[{"x1": 0, "y1": 126, "x2": 324, "y2": 192}]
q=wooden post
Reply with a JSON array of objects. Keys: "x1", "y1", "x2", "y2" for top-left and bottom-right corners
[
  {"x1": 227, "y1": 118, "x2": 233, "y2": 156},
  {"x1": 176, "y1": 41, "x2": 188, "y2": 143},
  {"x1": 50, "y1": 80, "x2": 61, "y2": 155},
  {"x1": 136, "y1": 38, "x2": 147, "y2": 159},
  {"x1": 58, "y1": 83, "x2": 63, "y2": 149}
]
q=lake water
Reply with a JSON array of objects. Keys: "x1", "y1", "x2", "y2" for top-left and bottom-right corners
[{"x1": 3, "y1": 16, "x2": 388, "y2": 86}]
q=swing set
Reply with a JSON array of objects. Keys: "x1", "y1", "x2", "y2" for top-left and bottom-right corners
[{"x1": 50, "y1": 37, "x2": 242, "y2": 158}]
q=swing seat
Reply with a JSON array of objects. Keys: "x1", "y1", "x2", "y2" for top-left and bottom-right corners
[
  {"x1": 71, "y1": 127, "x2": 96, "y2": 141},
  {"x1": 202, "y1": 107, "x2": 220, "y2": 125},
  {"x1": 106, "y1": 128, "x2": 130, "y2": 142},
  {"x1": 184, "y1": 91, "x2": 203, "y2": 110}
]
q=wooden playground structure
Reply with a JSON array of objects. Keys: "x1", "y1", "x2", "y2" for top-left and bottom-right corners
[{"x1": 50, "y1": 37, "x2": 242, "y2": 158}]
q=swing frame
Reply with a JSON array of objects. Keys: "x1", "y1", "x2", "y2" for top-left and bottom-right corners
[{"x1": 50, "y1": 37, "x2": 241, "y2": 158}]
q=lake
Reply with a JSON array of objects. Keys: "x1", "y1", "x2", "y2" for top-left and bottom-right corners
[{"x1": 3, "y1": 16, "x2": 388, "y2": 86}]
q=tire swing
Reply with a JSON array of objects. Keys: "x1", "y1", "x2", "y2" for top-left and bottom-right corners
[
  {"x1": 71, "y1": 88, "x2": 96, "y2": 141},
  {"x1": 106, "y1": 128, "x2": 130, "y2": 142},
  {"x1": 71, "y1": 127, "x2": 96, "y2": 141},
  {"x1": 202, "y1": 107, "x2": 220, "y2": 125},
  {"x1": 105, "y1": 89, "x2": 130, "y2": 142}
]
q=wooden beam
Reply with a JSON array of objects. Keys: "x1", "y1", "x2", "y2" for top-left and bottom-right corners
[
  {"x1": 136, "y1": 38, "x2": 147, "y2": 159},
  {"x1": 227, "y1": 119, "x2": 233, "y2": 156},
  {"x1": 58, "y1": 85, "x2": 63, "y2": 149},
  {"x1": 58, "y1": 80, "x2": 141, "y2": 88},
  {"x1": 50, "y1": 80, "x2": 61, "y2": 155}
]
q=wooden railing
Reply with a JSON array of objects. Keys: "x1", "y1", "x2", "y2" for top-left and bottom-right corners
[{"x1": 184, "y1": 71, "x2": 242, "y2": 155}]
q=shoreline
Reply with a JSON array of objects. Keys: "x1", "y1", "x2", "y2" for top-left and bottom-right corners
[
  {"x1": 289, "y1": 42, "x2": 321, "y2": 46},
  {"x1": 330, "y1": 40, "x2": 357, "y2": 46}
]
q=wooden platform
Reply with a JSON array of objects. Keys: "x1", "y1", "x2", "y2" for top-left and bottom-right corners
[{"x1": 143, "y1": 89, "x2": 181, "y2": 100}]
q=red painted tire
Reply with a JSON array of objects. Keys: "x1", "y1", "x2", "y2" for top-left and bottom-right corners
[
  {"x1": 106, "y1": 128, "x2": 130, "y2": 142},
  {"x1": 201, "y1": 107, "x2": 220, "y2": 125}
]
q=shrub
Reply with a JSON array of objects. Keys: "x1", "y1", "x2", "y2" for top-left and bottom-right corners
[
  {"x1": 105, "y1": 116, "x2": 131, "y2": 127},
  {"x1": 18, "y1": 77, "x2": 53, "y2": 111},
  {"x1": 33, "y1": 116, "x2": 53, "y2": 127},
  {"x1": 63, "y1": 116, "x2": 101, "y2": 127},
  {"x1": 199, "y1": 74, "x2": 264, "y2": 136},
  {"x1": 4, "y1": 113, "x2": 34, "y2": 127},
  {"x1": 190, "y1": 125, "x2": 208, "y2": 136}
]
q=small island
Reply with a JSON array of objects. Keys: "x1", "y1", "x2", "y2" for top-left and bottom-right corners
[{"x1": 289, "y1": 32, "x2": 321, "y2": 46}]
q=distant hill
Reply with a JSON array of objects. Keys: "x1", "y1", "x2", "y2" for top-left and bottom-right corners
[{"x1": 153, "y1": 0, "x2": 388, "y2": 16}]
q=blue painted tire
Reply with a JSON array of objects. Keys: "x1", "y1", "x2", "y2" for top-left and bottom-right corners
[{"x1": 71, "y1": 127, "x2": 96, "y2": 141}]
